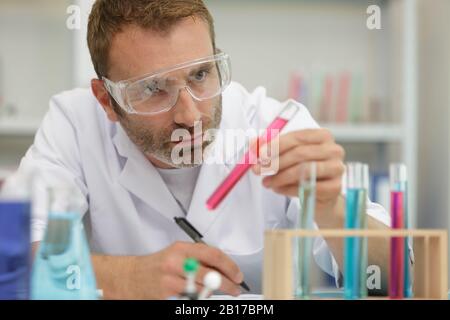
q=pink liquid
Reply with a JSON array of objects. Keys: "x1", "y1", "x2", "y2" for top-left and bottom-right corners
[
  {"x1": 206, "y1": 117, "x2": 288, "y2": 210},
  {"x1": 390, "y1": 191, "x2": 404, "y2": 299}
]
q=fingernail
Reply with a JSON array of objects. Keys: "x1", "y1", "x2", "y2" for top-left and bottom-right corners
[
  {"x1": 259, "y1": 157, "x2": 271, "y2": 167},
  {"x1": 236, "y1": 272, "x2": 244, "y2": 283},
  {"x1": 233, "y1": 289, "x2": 241, "y2": 296}
]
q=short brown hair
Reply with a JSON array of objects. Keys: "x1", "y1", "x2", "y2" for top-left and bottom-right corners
[{"x1": 87, "y1": 0, "x2": 215, "y2": 78}]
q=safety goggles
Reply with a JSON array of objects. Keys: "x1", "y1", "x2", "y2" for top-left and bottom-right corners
[{"x1": 102, "y1": 52, "x2": 231, "y2": 115}]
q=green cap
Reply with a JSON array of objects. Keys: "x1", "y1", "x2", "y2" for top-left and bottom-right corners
[{"x1": 184, "y1": 258, "x2": 199, "y2": 273}]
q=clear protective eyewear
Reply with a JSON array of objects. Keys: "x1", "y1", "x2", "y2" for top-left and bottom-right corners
[{"x1": 102, "y1": 52, "x2": 231, "y2": 115}]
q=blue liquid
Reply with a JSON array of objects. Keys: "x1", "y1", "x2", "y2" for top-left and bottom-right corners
[
  {"x1": 402, "y1": 183, "x2": 413, "y2": 298},
  {"x1": 295, "y1": 184, "x2": 315, "y2": 299},
  {"x1": 0, "y1": 200, "x2": 31, "y2": 300},
  {"x1": 31, "y1": 211, "x2": 98, "y2": 300},
  {"x1": 344, "y1": 188, "x2": 367, "y2": 300}
]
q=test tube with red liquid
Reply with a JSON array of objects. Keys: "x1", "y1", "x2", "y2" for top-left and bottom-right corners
[
  {"x1": 206, "y1": 101, "x2": 300, "y2": 211},
  {"x1": 389, "y1": 163, "x2": 407, "y2": 299}
]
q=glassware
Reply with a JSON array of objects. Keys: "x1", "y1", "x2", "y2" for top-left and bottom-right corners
[
  {"x1": 389, "y1": 163, "x2": 408, "y2": 299},
  {"x1": 0, "y1": 171, "x2": 32, "y2": 300},
  {"x1": 344, "y1": 162, "x2": 369, "y2": 299},
  {"x1": 295, "y1": 162, "x2": 316, "y2": 299},
  {"x1": 31, "y1": 185, "x2": 98, "y2": 300}
]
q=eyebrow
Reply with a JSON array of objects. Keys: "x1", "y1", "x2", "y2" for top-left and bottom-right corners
[
  {"x1": 131, "y1": 60, "x2": 216, "y2": 87},
  {"x1": 187, "y1": 61, "x2": 215, "y2": 75}
]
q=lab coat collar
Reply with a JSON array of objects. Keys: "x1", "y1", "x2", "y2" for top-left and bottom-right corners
[{"x1": 113, "y1": 124, "x2": 185, "y2": 221}]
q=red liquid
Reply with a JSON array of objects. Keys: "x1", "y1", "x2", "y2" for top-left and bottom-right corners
[
  {"x1": 206, "y1": 117, "x2": 288, "y2": 210},
  {"x1": 390, "y1": 191, "x2": 404, "y2": 299}
]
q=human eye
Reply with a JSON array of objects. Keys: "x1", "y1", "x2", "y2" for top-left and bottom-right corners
[{"x1": 190, "y1": 64, "x2": 213, "y2": 82}]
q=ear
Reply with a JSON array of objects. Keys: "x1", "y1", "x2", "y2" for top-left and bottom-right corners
[{"x1": 91, "y1": 79, "x2": 120, "y2": 122}]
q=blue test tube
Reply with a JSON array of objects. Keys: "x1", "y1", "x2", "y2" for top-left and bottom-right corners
[{"x1": 344, "y1": 162, "x2": 369, "y2": 300}]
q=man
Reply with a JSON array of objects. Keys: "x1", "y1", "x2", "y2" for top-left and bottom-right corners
[{"x1": 22, "y1": 0, "x2": 391, "y2": 299}]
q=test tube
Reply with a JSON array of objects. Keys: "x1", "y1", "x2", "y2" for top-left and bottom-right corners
[
  {"x1": 344, "y1": 162, "x2": 369, "y2": 300},
  {"x1": 206, "y1": 101, "x2": 299, "y2": 210},
  {"x1": 390, "y1": 163, "x2": 412, "y2": 298},
  {"x1": 295, "y1": 162, "x2": 316, "y2": 299},
  {"x1": 389, "y1": 163, "x2": 407, "y2": 299}
]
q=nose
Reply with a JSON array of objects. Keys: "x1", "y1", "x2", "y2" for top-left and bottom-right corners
[{"x1": 172, "y1": 87, "x2": 201, "y2": 128}]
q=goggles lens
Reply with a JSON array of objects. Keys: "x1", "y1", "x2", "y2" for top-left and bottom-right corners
[{"x1": 109, "y1": 53, "x2": 231, "y2": 115}]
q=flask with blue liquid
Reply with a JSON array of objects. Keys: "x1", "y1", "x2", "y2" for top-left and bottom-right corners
[
  {"x1": 31, "y1": 185, "x2": 98, "y2": 300},
  {"x1": 0, "y1": 172, "x2": 32, "y2": 300}
]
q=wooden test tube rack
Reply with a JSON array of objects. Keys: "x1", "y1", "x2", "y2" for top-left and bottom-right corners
[{"x1": 263, "y1": 229, "x2": 448, "y2": 300}]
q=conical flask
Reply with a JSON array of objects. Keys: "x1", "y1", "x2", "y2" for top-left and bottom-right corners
[{"x1": 31, "y1": 185, "x2": 98, "y2": 300}]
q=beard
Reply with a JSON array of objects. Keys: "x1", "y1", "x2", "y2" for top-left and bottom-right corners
[{"x1": 118, "y1": 97, "x2": 222, "y2": 168}]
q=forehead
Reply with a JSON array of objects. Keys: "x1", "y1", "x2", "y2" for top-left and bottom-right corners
[{"x1": 108, "y1": 18, "x2": 214, "y2": 81}]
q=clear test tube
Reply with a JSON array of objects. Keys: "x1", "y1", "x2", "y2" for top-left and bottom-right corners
[
  {"x1": 389, "y1": 163, "x2": 407, "y2": 299},
  {"x1": 344, "y1": 162, "x2": 369, "y2": 300},
  {"x1": 295, "y1": 162, "x2": 316, "y2": 299}
]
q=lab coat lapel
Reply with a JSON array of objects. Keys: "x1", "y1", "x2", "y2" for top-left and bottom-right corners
[
  {"x1": 113, "y1": 125, "x2": 185, "y2": 221},
  {"x1": 185, "y1": 140, "x2": 232, "y2": 242},
  {"x1": 186, "y1": 101, "x2": 257, "y2": 241}
]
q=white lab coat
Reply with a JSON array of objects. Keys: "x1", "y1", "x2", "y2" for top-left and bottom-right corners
[{"x1": 18, "y1": 82, "x2": 390, "y2": 293}]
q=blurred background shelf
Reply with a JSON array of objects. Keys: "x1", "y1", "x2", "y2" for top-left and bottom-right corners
[
  {"x1": 206, "y1": 0, "x2": 418, "y2": 224},
  {"x1": 0, "y1": 0, "x2": 418, "y2": 218},
  {"x1": 0, "y1": 0, "x2": 418, "y2": 213},
  {"x1": 323, "y1": 124, "x2": 403, "y2": 143},
  {"x1": 0, "y1": 119, "x2": 41, "y2": 136}
]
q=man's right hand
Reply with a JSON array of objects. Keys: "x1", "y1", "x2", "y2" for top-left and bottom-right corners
[{"x1": 94, "y1": 241, "x2": 244, "y2": 299}]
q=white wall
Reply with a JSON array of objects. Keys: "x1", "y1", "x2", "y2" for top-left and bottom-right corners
[
  {"x1": 0, "y1": 0, "x2": 73, "y2": 168},
  {"x1": 417, "y1": 0, "x2": 450, "y2": 284},
  {"x1": 0, "y1": 0, "x2": 72, "y2": 120},
  {"x1": 73, "y1": 0, "x2": 96, "y2": 87}
]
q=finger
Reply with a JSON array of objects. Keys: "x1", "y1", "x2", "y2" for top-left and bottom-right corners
[
  {"x1": 275, "y1": 143, "x2": 344, "y2": 172},
  {"x1": 271, "y1": 177, "x2": 343, "y2": 199},
  {"x1": 196, "y1": 265, "x2": 240, "y2": 296},
  {"x1": 267, "y1": 129, "x2": 335, "y2": 155},
  {"x1": 180, "y1": 243, "x2": 244, "y2": 285},
  {"x1": 263, "y1": 160, "x2": 345, "y2": 189},
  {"x1": 315, "y1": 178, "x2": 343, "y2": 200},
  {"x1": 253, "y1": 131, "x2": 338, "y2": 175},
  {"x1": 161, "y1": 274, "x2": 187, "y2": 299},
  {"x1": 272, "y1": 184, "x2": 298, "y2": 197}
]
